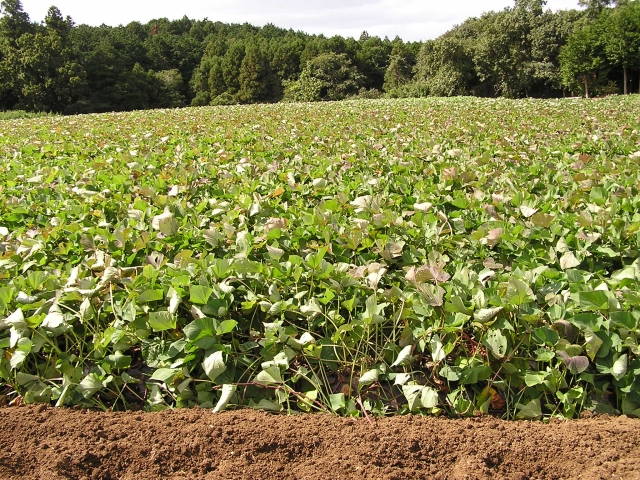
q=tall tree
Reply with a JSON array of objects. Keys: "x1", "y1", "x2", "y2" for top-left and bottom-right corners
[
  {"x1": 383, "y1": 41, "x2": 412, "y2": 93},
  {"x1": 0, "y1": 0, "x2": 31, "y2": 45},
  {"x1": 560, "y1": 24, "x2": 606, "y2": 98},
  {"x1": 44, "y1": 6, "x2": 72, "y2": 41},
  {"x1": 579, "y1": 0, "x2": 617, "y2": 17},
  {"x1": 291, "y1": 52, "x2": 363, "y2": 101},
  {"x1": 473, "y1": 0, "x2": 550, "y2": 97},
  {"x1": 603, "y1": 0, "x2": 640, "y2": 94},
  {"x1": 415, "y1": 38, "x2": 476, "y2": 96},
  {"x1": 222, "y1": 41, "x2": 245, "y2": 94},
  {"x1": 12, "y1": 29, "x2": 87, "y2": 112},
  {"x1": 355, "y1": 36, "x2": 392, "y2": 90},
  {"x1": 238, "y1": 42, "x2": 269, "y2": 103},
  {"x1": 270, "y1": 36, "x2": 303, "y2": 81}
]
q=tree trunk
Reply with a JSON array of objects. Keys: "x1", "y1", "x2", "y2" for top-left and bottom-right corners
[
  {"x1": 623, "y1": 66, "x2": 628, "y2": 95},
  {"x1": 583, "y1": 77, "x2": 589, "y2": 99}
]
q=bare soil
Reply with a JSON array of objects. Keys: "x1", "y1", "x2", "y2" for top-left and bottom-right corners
[{"x1": 0, "y1": 405, "x2": 638, "y2": 480}]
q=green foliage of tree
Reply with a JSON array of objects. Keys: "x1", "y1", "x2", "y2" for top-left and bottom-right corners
[
  {"x1": 603, "y1": 0, "x2": 640, "y2": 93},
  {"x1": 189, "y1": 54, "x2": 226, "y2": 106},
  {"x1": 44, "y1": 6, "x2": 72, "y2": 41},
  {"x1": 528, "y1": 9, "x2": 584, "y2": 95},
  {"x1": 301, "y1": 52, "x2": 364, "y2": 101},
  {"x1": 0, "y1": 1, "x2": 637, "y2": 113},
  {"x1": 383, "y1": 54, "x2": 412, "y2": 93},
  {"x1": 472, "y1": 0, "x2": 555, "y2": 97},
  {"x1": 415, "y1": 38, "x2": 476, "y2": 97},
  {"x1": 238, "y1": 42, "x2": 269, "y2": 103},
  {"x1": 222, "y1": 41, "x2": 245, "y2": 94},
  {"x1": 579, "y1": 0, "x2": 617, "y2": 17},
  {"x1": 383, "y1": 41, "x2": 413, "y2": 94},
  {"x1": 11, "y1": 30, "x2": 87, "y2": 112},
  {"x1": 0, "y1": 0, "x2": 31, "y2": 45},
  {"x1": 207, "y1": 57, "x2": 226, "y2": 98},
  {"x1": 560, "y1": 24, "x2": 607, "y2": 97},
  {"x1": 283, "y1": 69, "x2": 323, "y2": 102},
  {"x1": 270, "y1": 36, "x2": 303, "y2": 80},
  {"x1": 155, "y1": 69, "x2": 186, "y2": 107},
  {"x1": 144, "y1": 28, "x2": 203, "y2": 100},
  {"x1": 355, "y1": 36, "x2": 392, "y2": 90}
]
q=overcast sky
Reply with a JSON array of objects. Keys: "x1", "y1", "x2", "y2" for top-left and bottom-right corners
[{"x1": 20, "y1": 0, "x2": 582, "y2": 42}]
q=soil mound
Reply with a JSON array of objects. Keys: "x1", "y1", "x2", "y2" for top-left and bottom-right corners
[{"x1": 0, "y1": 405, "x2": 638, "y2": 479}]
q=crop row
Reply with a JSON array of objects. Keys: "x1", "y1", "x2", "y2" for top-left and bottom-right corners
[{"x1": 1, "y1": 96, "x2": 639, "y2": 418}]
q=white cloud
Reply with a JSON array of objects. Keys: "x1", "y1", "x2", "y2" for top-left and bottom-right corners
[{"x1": 21, "y1": 0, "x2": 582, "y2": 41}]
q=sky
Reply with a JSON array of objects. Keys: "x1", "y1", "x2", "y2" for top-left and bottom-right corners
[{"x1": 20, "y1": 0, "x2": 583, "y2": 42}]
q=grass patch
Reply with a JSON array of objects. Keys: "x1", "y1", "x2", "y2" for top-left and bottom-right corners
[{"x1": 0, "y1": 110, "x2": 58, "y2": 121}]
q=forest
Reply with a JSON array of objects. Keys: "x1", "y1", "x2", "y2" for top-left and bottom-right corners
[{"x1": 0, "y1": 0, "x2": 638, "y2": 114}]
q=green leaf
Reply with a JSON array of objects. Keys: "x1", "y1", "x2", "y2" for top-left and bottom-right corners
[
  {"x1": 306, "y1": 246, "x2": 328, "y2": 269},
  {"x1": 559, "y1": 252, "x2": 580, "y2": 270},
  {"x1": 557, "y1": 351, "x2": 590, "y2": 375},
  {"x1": 459, "y1": 365, "x2": 491, "y2": 385},
  {"x1": 439, "y1": 365, "x2": 461, "y2": 381},
  {"x1": 534, "y1": 327, "x2": 559, "y2": 346},
  {"x1": 589, "y1": 186, "x2": 607, "y2": 206},
  {"x1": 213, "y1": 384, "x2": 237, "y2": 413},
  {"x1": 255, "y1": 365, "x2": 283, "y2": 385},
  {"x1": 152, "y1": 210, "x2": 179, "y2": 236},
  {"x1": 148, "y1": 311, "x2": 176, "y2": 332},
  {"x1": 612, "y1": 354, "x2": 628, "y2": 381},
  {"x1": 4, "y1": 308, "x2": 26, "y2": 329},
  {"x1": 42, "y1": 306, "x2": 66, "y2": 330},
  {"x1": 429, "y1": 335, "x2": 445, "y2": 363},
  {"x1": 138, "y1": 289, "x2": 163, "y2": 303},
  {"x1": 16, "y1": 372, "x2": 39, "y2": 386},
  {"x1": 571, "y1": 313, "x2": 600, "y2": 331},
  {"x1": 219, "y1": 320, "x2": 238, "y2": 334},
  {"x1": 394, "y1": 372, "x2": 411, "y2": 385},
  {"x1": 531, "y1": 212, "x2": 554, "y2": 228},
  {"x1": 474, "y1": 307, "x2": 503, "y2": 323},
  {"x1": 76, "y1": 373, "x2": 103, "y2": 399},
  {"x1": 575, "y1": 291, "x2": 610, "y2": 312},
  {"x1": 251, "y1": 398, "x2": 283, "y2": 412},
  {"x1": 203, "y1": 351, "x2": 226, "y2": 382},
  {"x1": 535, "y1": 347, "x2": 555, "y2": 362},
  {"x1": 105, "y1": 351, "x2": 132, "y2": 370},
  {"x1": 10, "y1": 350, "x2": 28, "y2": 369},
  {"x1": 525, "y1": 371, "x2": 548, "y2": 386},
  {"x1": 506, "y1": 277, "x2": 535, "y2": 306},
  {"x1": 358, "y1": 368, "x2": 379, "y2": 389},
  {"x1": 167, "y1": 287, "x2": 182, "y2": 315},
  {"x1": 420, "y1": 386, "x2": 439, "y2": 408},
  {"x1": 297, "y1": 389, "x2": 318, "y2": 412},
  {"x1": 190, "y1": 285, "x2": 213, "y2": 305},
  {"x1": 150, "y1": 368, "x2": 181, "y2": 383},
  {"x1": 391, "y1": 345, "x2": 413, "y2": 367},
  {"x1": 402, "y1": 385, "x2": 438, "y2": 411},
  {"x1": 329, "y1": 393, "x2": 346, "y2": 412},
  {"x1": 483, "y1": 329, "x2": 508, "y2": 359},
  {"x1": 610, "y1": 311, "x2": 637, "y2": 330},
  {"x1": 402, "y1": 385, "x2": 423, "y2": 411},
  {"x1": 584, "y1": 330, "x2": 603, "y2": 361},
  {"x1": 519, "y1": 204, "x2": 538, "y2": 217},
  {"x1": 516, "y1": 398, "x2": 542, "y2": 419},
  {"x1": 183, "y1": 317, "x2": 217, "y2": 340}
]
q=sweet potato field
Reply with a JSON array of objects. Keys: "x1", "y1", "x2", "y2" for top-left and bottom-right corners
[{"x1": 1, "y1": 96, "x2": 640, "y2": 420}]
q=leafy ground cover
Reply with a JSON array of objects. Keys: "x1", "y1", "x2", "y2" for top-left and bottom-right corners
[{"x1": 0, "y1": 96, "x2": 639, "y2": 419}]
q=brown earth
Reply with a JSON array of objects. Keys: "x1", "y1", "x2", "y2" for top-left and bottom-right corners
[{"x1": 0, "y1": 405, "x2": 638, "y2": 480}]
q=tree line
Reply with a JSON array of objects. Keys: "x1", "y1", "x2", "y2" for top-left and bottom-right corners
[{"x1": 0, "y1": 0, "x2": 638, "y2": 114}]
